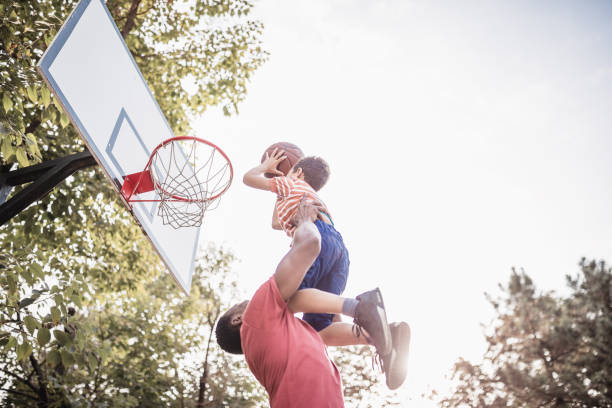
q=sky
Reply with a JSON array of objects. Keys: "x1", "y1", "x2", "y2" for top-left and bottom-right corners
[{"x1": 193, "y1": 1, "x2": 612, "y2": 406}]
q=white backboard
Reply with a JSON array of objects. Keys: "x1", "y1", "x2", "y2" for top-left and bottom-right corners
[{"x1": 38, "y1": 0, "x2": 199, "y2": 293}]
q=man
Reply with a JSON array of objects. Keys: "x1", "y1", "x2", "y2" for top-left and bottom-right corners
[{"x1": 216, "y1": 199, "x2": 410, "y2": 406}]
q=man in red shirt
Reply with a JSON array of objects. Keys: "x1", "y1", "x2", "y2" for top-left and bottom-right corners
[{"x1": 216, "y1": 199, "x2": 406, "y2": 406}]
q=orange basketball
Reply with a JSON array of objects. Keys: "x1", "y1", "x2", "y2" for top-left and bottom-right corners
[{"x1": 261, "y1": 142, "x2": 304, "y2": 178}]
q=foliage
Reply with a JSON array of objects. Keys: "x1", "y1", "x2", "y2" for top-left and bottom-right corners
[
  {"x1": 0, "y1": 0, "x2": 267, "y2": 166},
  {"x1": 0, "y1": 0, "x2": 267, "y2": 406},
  {"x1": 437, "y1": 259, "x2": 612, "y2": 408},
  {"x1": 330, "y1": 345, "x2": 402, "y2": 408},
  {"x1": 0, "y1": 244, "x2": 266, "y2": 407}
]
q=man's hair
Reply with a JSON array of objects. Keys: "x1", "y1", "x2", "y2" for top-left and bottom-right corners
[
  {"x1": 293, "y1": 156, "x2": 330, "y2": 191},
  {"x1": 215, "y1": 309, "x2": 243, "y2": 354}
]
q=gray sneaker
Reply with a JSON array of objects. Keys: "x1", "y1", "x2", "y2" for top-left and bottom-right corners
[
  {"x1": 383, "y1": 322, "x2": 411, "y2": 390},
  {"x1": 356, "y1": 287, "x2": 386, "y2": 310},
  {"x1": 357, "y1": 288, "x2": 411, "y2": 389},
  {"x1": 353, "y1": 290, "x2": 392, "y2": 356}
]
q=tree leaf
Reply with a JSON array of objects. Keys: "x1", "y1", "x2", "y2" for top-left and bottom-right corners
[
  {"x1": 17, "y1": 341, "x2": 32, "y2": 362},
  {"x1": 30, "y1": 263, "x2": 43, "y2": 278},
  {"x1": 21, "y1": 267, "x2": 33, "y2": 285},
  {"x1": 60, "y1": 349, "x2": 75, "y2": 366},
  {"x1": 24, "y1": 315, "x2": 37, "y2": 334},
  {"x1": 50, "y1": 306, "x2": 61, "y2": 323},
  {"x1": 37, "y1": 327, "x2": 51, "y2": 347},
  {"x1": 87, "y1": 354, "x2": 98, "y2": 370},
  {"x1": 70, "y1": 293, "x2": 82, "y2": 307},
  {"x1": 59, "y1": 111, "x2": 69, "y2": 128},
  {"x1": 47, "y1": 349, "x2": 60, "y2": 367},
  {"x1": 19, "y1": 297, "x2": 34, "y2": 308},
  {"x1": 16, "y1": 148, "x2": 29, "y2": 166},
  {"x1": 6, "y1": 336, "x2": 17, "y2": 351},
  {"x1": 41, "y1": 86, "x2": 51, "y2": 108},
  {"x1": 1, "y1": 136, "x2": 14, "y2": 158},
  {"x1": 26, "y1": 85, "x2": 38, "y2": 103},
  {"x1": 53, "y1": 330, "x2": 71, "y2": 346},
  {"x1": 2, "y1": 93, "x2": 12, "y2": 112}
]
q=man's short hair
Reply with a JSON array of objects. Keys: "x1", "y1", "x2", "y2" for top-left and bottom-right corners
[
  {"x1": 215, "y1": 310, "x2": 243, "y2": 354},
  {"x1": 293, "y1": 156, "x2": 330, "y2": 191}
]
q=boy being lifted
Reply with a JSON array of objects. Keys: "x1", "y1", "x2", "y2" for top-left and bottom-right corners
[{"x1": 242, "y1": 148, "x2": 410, "y2": 388}]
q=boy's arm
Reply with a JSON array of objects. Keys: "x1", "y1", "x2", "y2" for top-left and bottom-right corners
[
  {"x1": 274, "y1": 198, "x2": 324, "y2": 301},
  {"x1": 271, "y1": 205, "x2": 282, "y2": 230},
  {"x1": 243, "y1": 148, "x2": 286, "y2": 191}
]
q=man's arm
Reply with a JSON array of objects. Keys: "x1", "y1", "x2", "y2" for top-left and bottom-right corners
[
  {"x1": 274, "y1": 199, "x2": 323, "y2": 300},
  {"x1": 243, "y1": 148, "x2": 286, "y2": 191}
]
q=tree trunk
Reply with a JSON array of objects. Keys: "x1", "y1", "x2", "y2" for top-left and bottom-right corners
[{"x1": 197, "y1": 323, "x2": 215, "y2": 408}]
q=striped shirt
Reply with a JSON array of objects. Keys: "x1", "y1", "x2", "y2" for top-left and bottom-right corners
[{"x1": 269, "y1": 176, "x2": 329, "y2": 237}]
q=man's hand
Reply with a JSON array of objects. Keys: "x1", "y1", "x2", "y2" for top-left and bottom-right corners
[{"x1": 292, "y1": 195, "x2": 325, "y2": 227}]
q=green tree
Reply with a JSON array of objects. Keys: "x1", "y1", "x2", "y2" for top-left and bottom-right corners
[
  {"x1": 437, "y1": 259, "x2": 612, "y2": 408},
  {"x1": 330, "y1": 345, "x2": 402, "y2": 408},
  {"x1": 1, "y1": 244, "x2": 267, "y2": 407},
  {"x1": 1, "y1": 0, "x2": 267, "y2": 406},
  {"x1": 0, "y1": 0, "x2": 267, "y2": 165}
]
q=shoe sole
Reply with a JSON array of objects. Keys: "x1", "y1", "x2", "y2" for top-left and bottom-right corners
[
  {"x1": 387, "y1": 322, "x2": 411, "y2": 390},
  {"x1": 374, "y1": 305, "x2": 393, "y2": 355}
]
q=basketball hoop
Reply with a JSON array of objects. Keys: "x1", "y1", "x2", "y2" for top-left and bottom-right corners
[{"x1": 120, "y1": 136, "x2": 233, "y2": 228}]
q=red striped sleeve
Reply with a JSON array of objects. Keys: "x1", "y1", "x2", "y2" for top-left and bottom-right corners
[{"x1": 269, "y1": 176, "x2": 293, "y2": 197}]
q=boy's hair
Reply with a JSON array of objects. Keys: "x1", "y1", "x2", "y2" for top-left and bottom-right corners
[
  {"x1": 293, "y1": 156, "x2": 330, "y2": 191},
  {"x1": 215, "y1": 310, "x2": 243, "y2": 354}
]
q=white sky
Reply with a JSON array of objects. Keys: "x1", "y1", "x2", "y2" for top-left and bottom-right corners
[{"x1": 193, "y1": 1, "x2": 612, "y2": 406}]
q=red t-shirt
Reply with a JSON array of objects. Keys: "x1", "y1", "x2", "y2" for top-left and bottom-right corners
[{"x1": 241, "y1": 277, "x2": 344, "y2": 407}]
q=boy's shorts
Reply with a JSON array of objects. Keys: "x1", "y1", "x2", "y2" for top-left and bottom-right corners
[{"x1": 299, "y1": 219, "x2": 350, "y2": 332}]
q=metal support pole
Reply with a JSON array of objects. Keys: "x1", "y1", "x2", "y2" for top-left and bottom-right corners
[{"x1": 0, "y1": 150, "x2": 97, "y2": 226}]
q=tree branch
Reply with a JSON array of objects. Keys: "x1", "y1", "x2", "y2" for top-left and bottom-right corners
[
  {"x1": 197, "y1": 310, "x2": 218, "y2": 408},
  {"x1": 29, "y1": 354, "x2": 48, "y2": 404},
  {"x1": 120, "y1": 0, "x2": 143, "y2": 39},
  {"x1": 1, "y1": 387, "x2": 38, "y2": 401},
  {"x1": 0, "y1": 367, "x2": 37, "y2": 393}
]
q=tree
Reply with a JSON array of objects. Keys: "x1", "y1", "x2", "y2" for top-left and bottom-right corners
[
  {"x1": 437, "y1": 259, "x2": 612, "y2": 408},
  {"x1": 330, "y1": 345, "x2": 402, "y2": 407},
  {"x1": 0, "y1": 243, "x2": 267, "y2": 407},
  {"x1": 1, "y1": 0, "x2": 267, "y2": 406}
]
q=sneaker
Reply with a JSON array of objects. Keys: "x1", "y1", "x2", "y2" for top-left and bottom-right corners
[
  {"x1": 382, "y1": 322, "x2": 411, "y2": 390},
  {"x1": 356, "y1": 287, "x2": 386, "y2": 310},
  {"x1": 353, "y1": 296, "x2": 392, "y2": 356}
]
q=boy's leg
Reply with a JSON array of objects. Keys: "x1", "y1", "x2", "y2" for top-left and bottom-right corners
[
  {"x1": 318, "y1": 322, "x2": 369, "y2": 346},
  {"x1": 288, "y1": 288, "x2": 391, "y2": 354},
  {"x1": 288, "y1": 288, "x2": 343, "y2": 314}
]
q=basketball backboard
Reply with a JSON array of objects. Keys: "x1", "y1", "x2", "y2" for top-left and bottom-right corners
[{"x1": 38, "y1": 0, "x2": 199, "y2": 293}]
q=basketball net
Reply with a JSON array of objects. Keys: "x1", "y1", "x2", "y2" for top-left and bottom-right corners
[{"x1": 120, "y1": 136, "x2": 232, "y2": 229}]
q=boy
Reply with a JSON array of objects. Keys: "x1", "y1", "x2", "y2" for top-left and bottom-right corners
[{"x1": 243, "y1": 148, "x2": 362, "y2": 348}]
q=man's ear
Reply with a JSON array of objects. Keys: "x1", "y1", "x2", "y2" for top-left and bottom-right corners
[
  {"x1": 295, "y1": 167, "x2": 304, "y2": 179},
  {"x1": 231, "y1": 314, "x2": 242, "y2": 326}
]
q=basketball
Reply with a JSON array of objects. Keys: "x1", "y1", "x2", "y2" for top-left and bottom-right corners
[{"x1": 261, "y1": 142, "x2": 304, "y2": 178}]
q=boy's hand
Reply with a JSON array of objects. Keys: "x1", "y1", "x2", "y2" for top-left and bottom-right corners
[
  {"x1": 261, "y1": 148, "x2": 286, "y2": 177},
  {"x1": 243, "y1": 148, "x2": 286, "y2": 191}
]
